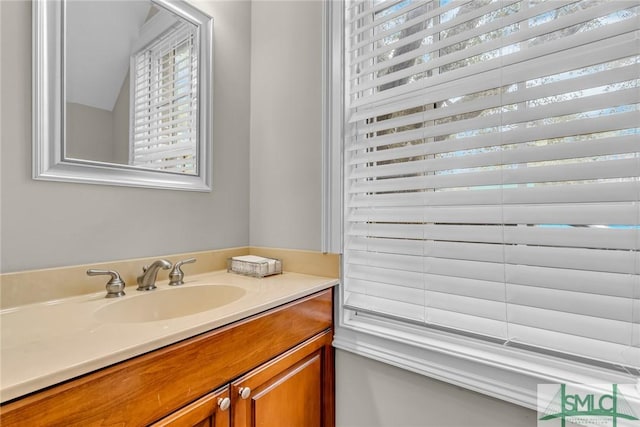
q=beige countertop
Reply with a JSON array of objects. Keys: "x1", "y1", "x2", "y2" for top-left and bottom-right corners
[{"x1": 0, "y1": 270, "x2": 338, "y2": 403}]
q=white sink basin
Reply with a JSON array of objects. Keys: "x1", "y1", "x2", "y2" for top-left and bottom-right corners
[{"x1": 94, "y1": 285, "x2": 246, "y2": 323}]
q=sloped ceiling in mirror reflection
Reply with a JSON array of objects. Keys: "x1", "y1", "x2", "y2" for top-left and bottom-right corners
[{"x1": 66, "y1": 1, "x2": 150, "y2": 111}]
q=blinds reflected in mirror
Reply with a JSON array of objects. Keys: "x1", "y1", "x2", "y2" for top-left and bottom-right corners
[{"x1": 132, "y1": 21, "x2": 199, "y2": 175}]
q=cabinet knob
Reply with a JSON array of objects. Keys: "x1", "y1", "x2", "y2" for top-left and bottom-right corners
[
  {"x1": 238, "y1": 387, "x2": 251, "y2": 400},
  {"x1": 218, "y1": 397, "x2": 231, "y2": 411}
]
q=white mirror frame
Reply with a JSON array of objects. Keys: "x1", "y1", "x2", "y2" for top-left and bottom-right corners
[{"x1": 33, "y1": 0, "x2": 213, "y2": 191}]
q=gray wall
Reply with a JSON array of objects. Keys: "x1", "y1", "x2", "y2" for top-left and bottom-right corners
[
  {"x1": 336, "y1": 352, "x2": 537, "y2": 427},
  {"x1": 66, "y1": 103, "x2": 115, "y2": 163},
  {"x1": 249, "y1": 0, "x2": 322, "y2": 251},
  {"x1": 112, "y1": 72, "x2": 130, "y2": 165},
  {"x1": 0, "y1": 0, "x2": 251, "y2": 272},
  {"x1": 65, "y1": 72, "x2": 129, "y2": 164}
]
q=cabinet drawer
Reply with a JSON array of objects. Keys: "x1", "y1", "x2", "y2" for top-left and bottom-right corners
[{"x1": 151, "y1": 385, "x2": 231, "y2": 427}]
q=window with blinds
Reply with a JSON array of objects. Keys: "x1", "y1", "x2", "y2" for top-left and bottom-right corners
[
  {"x1": 343, "y1": 0, "x2": 639, "y2": 371},
  {"x1": 131, "y1": 21, "x2": 198, "y2": 175}
]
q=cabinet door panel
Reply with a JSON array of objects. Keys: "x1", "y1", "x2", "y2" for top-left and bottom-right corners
[
  {"x1": 252, "y1": 354, "x2": 322, "y2": 427},
  {"x1": 151, "y1": 386, "x2": 230, "y2": 427},
  {"x1": 232, "y1": 331, "x2": 334, "y2": 427}
]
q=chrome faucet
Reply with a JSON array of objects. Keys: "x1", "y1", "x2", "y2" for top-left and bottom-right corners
[{"x1": 136, "y1": 259, "x2": 172, "y2": 291}]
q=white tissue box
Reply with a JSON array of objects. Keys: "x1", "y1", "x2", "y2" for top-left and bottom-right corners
[{"x1": 228, "y1": 255, "x2": 282, "y2": 278}]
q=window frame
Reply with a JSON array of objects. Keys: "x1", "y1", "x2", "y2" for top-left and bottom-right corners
[{"x1": 326, "y1": 0, "x2": 640, "y2": 410}]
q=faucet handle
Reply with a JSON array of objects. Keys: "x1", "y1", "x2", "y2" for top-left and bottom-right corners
[
  {"x1": 168, "y1": 258, "x2": 196, "y2": 286},
  {"x1": 87, "y1": 269, "x2": 126, "y2": 298}
]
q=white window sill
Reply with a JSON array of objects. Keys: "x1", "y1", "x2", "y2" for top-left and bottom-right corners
[{"x1": 333, "y1": 313, "x2": 638, "y2": 410}]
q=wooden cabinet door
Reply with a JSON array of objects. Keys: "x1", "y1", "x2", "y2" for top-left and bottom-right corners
[
  {"x1": 231, "y1": 330, "x2": 334, "y2": 427},
  {"x1": 151, "y1": 386, "x2": 231, "y2": 427}
]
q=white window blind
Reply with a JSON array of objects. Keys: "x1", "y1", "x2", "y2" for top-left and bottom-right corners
[
  {"x1": 132, "y1": 21, "x2": 198, "y2": 174},
  {"x1": 344, "y1": 0, "x2": 640, "y2": 370}
]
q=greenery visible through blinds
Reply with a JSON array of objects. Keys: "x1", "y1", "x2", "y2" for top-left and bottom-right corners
[
  {"x1": 344, "y1": 0, "x2": 640, "y2": 369},
  {"x1": 132, "y1": 21, "x2": 198, "y2": 175}
]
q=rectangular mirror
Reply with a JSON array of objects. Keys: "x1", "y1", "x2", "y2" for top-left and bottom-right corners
[{"x1": 33, "y1": 0, "x2": 213, "y2": 191}]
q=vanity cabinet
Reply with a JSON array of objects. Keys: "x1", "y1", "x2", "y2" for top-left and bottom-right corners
[{"x1": 0, "y1": 288, "x2": 335, "y2": 427}]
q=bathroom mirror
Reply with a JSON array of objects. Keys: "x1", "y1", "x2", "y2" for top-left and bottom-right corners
[{"x1": 33, "y1": 0, "x2": 213, "y2": 191}]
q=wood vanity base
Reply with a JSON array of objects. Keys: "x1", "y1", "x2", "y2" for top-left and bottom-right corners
[{"x1": 0, "y1": 289, "x2": 334, "y2": 426}]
